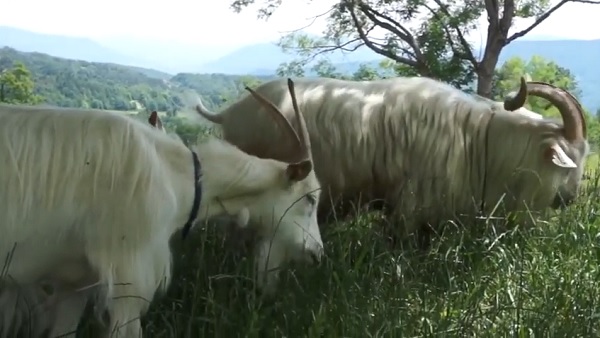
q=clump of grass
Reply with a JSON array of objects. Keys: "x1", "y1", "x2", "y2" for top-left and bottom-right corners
[{"x1": 76, "y1": 165, "x2": 600, "y2": 337}]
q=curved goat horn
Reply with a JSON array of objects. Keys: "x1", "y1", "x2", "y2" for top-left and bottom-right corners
[
  {"x1": 561, "y1": 89, "x2": 587, "y2": 138},
  {"x1": 244, "y1": 85, "x2": 304, "y2": 162},
  {"x1": 526, "y1": 81, "x2": 586, "y2": 141},
  {"x1": 503, "y1": 77, "x2": 528, "y2": 111},
  {"x1": 286, "y1": 78, "x2": 311, "y2": 160}
]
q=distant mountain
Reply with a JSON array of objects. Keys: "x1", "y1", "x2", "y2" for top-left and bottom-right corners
[
  {"x1": 0, "y1": 27, "x2": 380, "y2": 75},
  {"x1": 0, "y1": 27, "x2": 234, "y2": 74},
  {"x1": 0, "y1": 26, "x2": 598, "y2": 110},
  {"x1": 210, "y1": 38, "x2": 600, "y2": 77},
  {"x1": 267, "y1": 39, "x2": 600, "y2": 111},
  {"x1": 0, "y1": 26, "x2": 161, "y2": 70},
  {"x1": 95, "y1": 36, "x2": 237, "y2": 74},
  {"x1": 198, "y1": 41, "x2": 380, "y2": 75},
  {"x1": 198, "y1": 38, "x2": 600, "y2": 111}
]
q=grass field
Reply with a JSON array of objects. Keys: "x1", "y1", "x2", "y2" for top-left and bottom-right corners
[
  {"x1": 586, "y1": 152, "x2": 599, "y2": 177},
  {"x1": 70, "y1": 156, "x2": 595, "y2": 337}
]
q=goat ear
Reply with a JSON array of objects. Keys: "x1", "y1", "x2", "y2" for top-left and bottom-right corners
[
  {"x1": 545, "y1": 143, "x2": 577, "y2": 168},
  {"x1": 286, "y1": 160, "x2": 312, "y2": 182}
]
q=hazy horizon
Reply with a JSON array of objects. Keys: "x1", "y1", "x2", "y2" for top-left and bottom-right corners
[{"x1": 1, "y1": 0, "x2": 599, "y2": 52}]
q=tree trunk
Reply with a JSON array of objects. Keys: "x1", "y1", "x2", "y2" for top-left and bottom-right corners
[
  {"x1": 476, "y1": 55, "x2": 498, "y2": 99},
  {"x1": 476, "y1": 17, "x2": 507, "y2": 98}
]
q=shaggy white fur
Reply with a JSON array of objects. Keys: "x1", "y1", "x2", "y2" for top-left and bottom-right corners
[
  {"x1": 0, "y1": 82, "x2": 323, "y2": 338},
  {"x1": 196, "y1": 76, "x2": 588, "y2": 236}
]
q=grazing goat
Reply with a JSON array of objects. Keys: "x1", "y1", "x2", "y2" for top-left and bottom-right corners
[
  {"x1": 0, "y1": 78, "x2": 323, "y2": 337},
  {"x1": 195, "y1": 76, "x2": 588, "y2": 239}
]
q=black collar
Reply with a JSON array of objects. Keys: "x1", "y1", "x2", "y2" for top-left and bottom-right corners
[{"x1": 181, "y1": 150, "x2": 202, "y2": 240}]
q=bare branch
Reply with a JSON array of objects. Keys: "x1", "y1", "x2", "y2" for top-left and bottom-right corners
[
  {"x1": 499, "y1": 0, "x2": 516, "y2": 34},
  {"x1": 426, "y1": 0, "x2": 479, "y2": 70},
  {"x1": 279, "y1": 6, "x2": 337, "y2": 34},
  {"x1": 357, "y1": 2, "x2": 424, "y2": 61},
  {"x1": 348, "y1": 1, "x2": 429, "y2": 71},
  {"x1": 398, "y1": 47, "x2": 417, "y2": 60},
  {"x1": 359, "y1": 3, "x2": 413, "y2": 39},
  {"x1": 290, "y1": 36, "x2": 368, "y2": 55},
  {"x1": 311, "y1": 40, "x2": 365, "y2": 53},
  {"x1": 505, "y1": 0, "x2": 600, "y2": 44},
  {"x1": 284, "y1": 29, "x2": 376, "y2": 67},
  {"x1": 346, "y1": 3, "x2": 419, "y2": 67}
]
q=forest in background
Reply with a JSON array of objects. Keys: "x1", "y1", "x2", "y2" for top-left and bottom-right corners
[
  {"x1": 0, "y1": 47, "x2": 274, "y2": 113},
  {"x1": 2, "y1": 45, "x2": 600, "y2": 148}
]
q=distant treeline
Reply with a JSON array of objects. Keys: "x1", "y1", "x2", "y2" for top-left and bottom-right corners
[{"x1": 0, "y1": 47, "x2": 274, "y2": 113}]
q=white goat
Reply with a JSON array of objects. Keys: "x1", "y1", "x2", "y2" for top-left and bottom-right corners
[
  {"x1": 0, "y1": 78, "x2": 323, "y2": 337},
  {"x1": 195, "y1": 76, "x2": 588, "y2": 239},
  {"x1": 0, "y1": 111, "x2": 252, "y2": 338}
]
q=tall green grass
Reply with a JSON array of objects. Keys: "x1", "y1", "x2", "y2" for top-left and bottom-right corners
[
  {"x1": 84, "y1": 161, "x2": 600, "y2": 337},
  {"x1": 74, "y1": 122, "x2": 600, "y2": 336}
]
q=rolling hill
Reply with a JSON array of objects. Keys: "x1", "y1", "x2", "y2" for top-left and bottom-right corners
[
  {"x1": 0, "y1": 27, "x2": 380, "y2": 75},
  {"x1": 0, "y1": 26, "x2": 157, "y2": 70},
  {"x1": 1, "y1": 25, "x2": 599, "y2": 111},
  {"x1": 0, "y1": 26, "x2": 237, "y2": 74},
  {"x1": 0, "y1": 47, "x2": 272, "y2": 112}
]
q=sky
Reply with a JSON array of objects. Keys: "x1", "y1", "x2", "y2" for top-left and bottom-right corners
[{"x1": 1, "y1": 0, "x2": 599, "y2": 48}]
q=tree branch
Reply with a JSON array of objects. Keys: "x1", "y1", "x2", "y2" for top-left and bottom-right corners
[
  {"x1": 311, "y1": 37, "x2": 367, "y2": 53},
  {"x1": 286, "y1": 29, "x2": 376, "y2": 66},
  {"x1": 426, "y1": 0, "x2": 479, "y2": 70},
  {"x1": 297, "y1": 36, "x2": 368, "y2": 56},
  {"x1": 485, "y1": 0, "x2": 499, "y2": 26},
  {"x1": 358, "y1": 3, "x2": 412, "y2": 39},
  {"x1": 280, "y1": 6, "x2": 337, "y2": 34},
  {"x1": 505, "y1": 0, "x2": 593, "y2": 44},
  {"x1": 499, "y1": 0, "x2": 516, "y2": 34},
  {"x1": 356, "y1": 2, "x2": 424, "y2": 61},
  {"x1": 346, "y1": 3, "x2": 419, "y2": 67},
  {"x1": 348, "y1": 0, "x2": 429, "y2": 70}
]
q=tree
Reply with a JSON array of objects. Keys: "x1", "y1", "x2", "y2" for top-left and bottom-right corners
[
  {"x1": 0, "y1": 61, "x2": 42, "y2": 104},
  {"x1": 352, "y1": 63, "x2": 383, "y2": 80},
  {"x1": 495, "y1": 55, "x2": 600, "y2": 147},
  {"x1": 493, "y1": 55, "x2": 581, "y2": 117},
  {"x1": 230, "y1": 0, "x2": 600, "y2": 98}
]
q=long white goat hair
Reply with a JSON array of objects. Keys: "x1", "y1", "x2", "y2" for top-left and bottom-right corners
[
  {"x1": 0, "y1": 107, "x2": 225, "y2": 335},
  {"x1": 196, "y1": 76, "x2": 588, "y2": 236},
  {"x1": 0, "y1": 104, "x2": 197, "y2": 336},
  {"x1": 0, "y1": 77, "x2": 324, "y2": 336}
]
